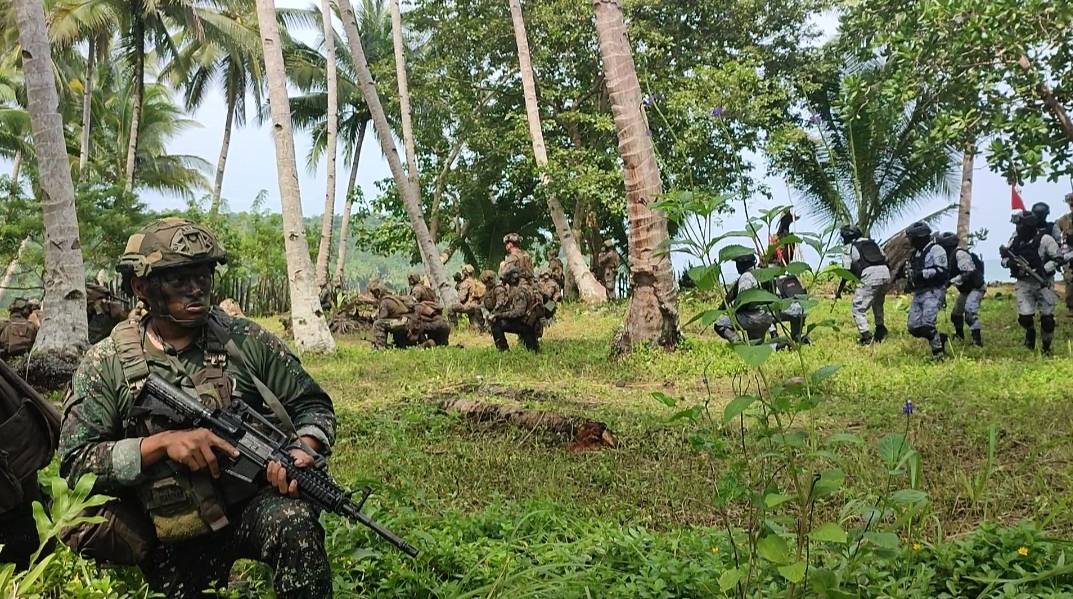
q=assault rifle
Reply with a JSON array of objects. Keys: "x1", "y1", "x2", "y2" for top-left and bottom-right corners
[
  {"x1": 139, "y1": 373, "x2": 419, "y2": 557},
  {"x1": 1000, "y1": 245, "x2": 1049, "y2": 286}
]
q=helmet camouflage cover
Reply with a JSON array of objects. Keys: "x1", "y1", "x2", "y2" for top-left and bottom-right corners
[
  {"x1": 9, "y1": 297, "x2": 30, "y2": 314},
  {"x1": 503, "y1": 232, "x2": 521, "y2": 245},
  {"x1": 117, "y1": 218, "x2": 227, "y2": 278}
]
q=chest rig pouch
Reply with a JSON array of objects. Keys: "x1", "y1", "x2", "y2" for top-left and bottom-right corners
[{"x1": 113, "y1": 319, "x2": 235, "y2": 544}]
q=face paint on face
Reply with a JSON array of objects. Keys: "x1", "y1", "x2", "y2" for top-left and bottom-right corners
[{"x1": 149, "y1": 264, "x2": 215, "y2": 327}]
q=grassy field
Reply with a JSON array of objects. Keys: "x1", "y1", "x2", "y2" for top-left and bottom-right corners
[
  {"x1": 22, "y1": 286, "x2": 1073, "y2": 597},
  {"x1": 236, "y1": 284, "x2": 1073, "y2": 596}
]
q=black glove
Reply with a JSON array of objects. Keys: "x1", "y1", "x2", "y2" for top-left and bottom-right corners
[{"x1": 999, "y1": 245, "x2": 1011, "y2": 259}]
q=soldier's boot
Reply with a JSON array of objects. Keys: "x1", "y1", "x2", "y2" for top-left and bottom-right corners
[
  {"x1": 971, "y1": 329, "x2": 982, "y2": 347},
  {"x1": 1041, "y1": 315, "x2": 1056, "y2": 355},
  {"x1": 873, "y1": 325, "x2": 888, "y2": 343},
  {"x1": 950, "y1": 315, "x2": 965, "y2": 340},
  {"x1": 858, "y1": 331, "x2": 874, "y2": 346},
  {"x1": 931, "y1": 332, "x2": 948, "y2": 357},
  {"x1": 1019, "y1": 315, "x2": 1036, "y2": 349}
]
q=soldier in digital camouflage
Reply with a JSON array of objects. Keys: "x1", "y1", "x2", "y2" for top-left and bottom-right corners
[
  {"x1": 58, "y1": 218, "x2": 338, "y2": 598},
  {"x1": 498, "y1": 233, "x2": 534, "y2": 279}
]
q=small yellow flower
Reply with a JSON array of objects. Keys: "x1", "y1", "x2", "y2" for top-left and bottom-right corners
[
  {"x1": 710, "y1": 546, "x2": 720, "y2": 554},
  {"x1": 912, "y1": 543, "x2": 922, "y2": 552},
  {"x1": 1017, "y1": 546, "x2": 1029, "y2": 557}
]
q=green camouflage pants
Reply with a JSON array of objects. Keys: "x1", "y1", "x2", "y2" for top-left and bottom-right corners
[{"x1": 140, "y1": 491, "x2": 331, "y2": 598}]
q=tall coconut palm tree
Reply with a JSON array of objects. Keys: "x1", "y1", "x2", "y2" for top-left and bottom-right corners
[
  {"x1": 314, "y1": 0, "x2": 339, "y2": 289},
  {"x1": 592, "y1": 0, "x2": 678, "y2": 351},
  {"x1": 338, "y1": 0, "x2": 458, "y2": 306},
  {"x1": 254, "y1": 0, "x2": 335, "y2": 352},
  {"x1": 389, "y1": 0, "x2": 417, "y2": 187},
  {"x1": 13, "y1": 0, "x2": 89, "y2": 353},
  {"x1": 772, "y1": 60, "x2": 959, "y2": 237},
  {"x1": 163, "y1": 1, "x2": 264, "y2": 214},
  {"x1": 509, "y1": 0, "x2": 606, "y2": 304}
]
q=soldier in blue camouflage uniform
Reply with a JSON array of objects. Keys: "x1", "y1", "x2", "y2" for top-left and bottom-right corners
[
  {"x1": 904, "y1": 222, "x2": 949, "y2": 357},
  {"x1": 59, "y1": 218, "x2": 337, "y2": 598},
  {"x1": 1001, "y1": 212, "x2": 1063, "y2": 353}
]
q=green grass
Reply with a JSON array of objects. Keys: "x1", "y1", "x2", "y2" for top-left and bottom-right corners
[{"x1": 281, "y1": 287, "x2": 1073, "y2": 545}]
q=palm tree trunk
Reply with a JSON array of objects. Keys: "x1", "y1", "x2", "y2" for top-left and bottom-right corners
[
  {"x1": 13, "y1": 0, "x2": 89, "y2": 353},
  {"x1": 315, "y1": 0, "x2": 340, "y2": 289},
  {"x1": 956, "y1": 141, "x2": 975, "y2": 247},
  {"x1": 209, "y1": 89, "x2": 236, "y2": 217},
  {"x1": 254, "y1": 0, "x2": 335, "y2": 353},
  {"x1": 390, "y1": 0, "x2": 419, "y2": 186},
  {"x1": 334, "y1": 119, "x2": 367, "y2": 287},
  {"x1": 78, "y1": 36, "x2": 96, "y2": 183},
  {"x1": 592, "y1": 0, "x2": 678, "y2": 351},
  {"x1": 339, "y1": 0, "x2": 458, "y2": 307},
  {"x1": 509, "y1": 0, "x2": 606, "y2": 304},
  {"x1": 0, "y1": 237, "x2": 32, "y2": 308},
  {"x1": 123, "y1": 7, "x2": 144, "y2": 191},
  {"x1": 9, "y1": 150, "x2": 21, "y2": 198}
]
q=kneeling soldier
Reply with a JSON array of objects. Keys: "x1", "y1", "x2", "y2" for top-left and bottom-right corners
[
  {"x1": 59, "y1": 218, "x2": 337, "y2": 598},
  {"x1": 489, "y1": 267, "x2": 542, "y2": 352}
]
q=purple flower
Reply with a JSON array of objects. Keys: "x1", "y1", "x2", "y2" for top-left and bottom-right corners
[
  {"x1": 903, "y1": 400, "x2": 914, "y2": 416},
  {"x1": 710, "y1": 106, "x2": 725, "y2": 118},
  {"x1": 808, "y1": 113, "x2": 822, "y2": 125},
  {"x1": 642, "y1": 95, "x2": 656, "y2": 108}
]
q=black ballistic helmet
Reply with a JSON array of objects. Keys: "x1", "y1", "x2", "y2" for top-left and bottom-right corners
[
  {"x1": 935, "y1": 232, "x2": 959, "y2": 250},
  {"x1": 839, "y1": 225, "x2": 863, "y2": 243},
  {"x1": 1031, "y1": 202, "x2": 1050, "y2": 222},
  {"x1": 734, "y1": 253, "x2": 757, "y2": 274}
]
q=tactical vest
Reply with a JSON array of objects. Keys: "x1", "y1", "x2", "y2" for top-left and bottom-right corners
[
  {"x1": 0, "y1": 358, "x2": 60, "y2": 514},
  {"x1": 111, "y1": 311, "x2": 296, "y2": 544},
  {"x1": 1009, "y1": 233, "x2": 1047, "y2": 280},
  {"x1": 2, "y1": 319, "x2": 36, "y2": 357},
  {"x1": 523, "y1": 286, "x2": 546, "y2": 328},
  {"x1": 952, "y1": 249, "x2": 985, "y2": 292},
  {"x1": 774, "y1": 275, "x2": 806, "y2": 299},
  {"x1": 910, "y1": 243, "x2": 947, "y2": 290},
  {"x1": 471, "y1": 279, "x2": 487, "y2": 301},
  {"x1": 850, "y1": 239, "x2": 887, "y2": 276}
]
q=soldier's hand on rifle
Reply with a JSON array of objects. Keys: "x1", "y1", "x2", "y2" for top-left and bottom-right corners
[
  {"x1": 267, "y1": 436, "x2": 320, "y2": 497},
  {"x1": 999, "y1": 245, "x2": 1011, "y2": 259},
  {"x1": 143, "y1": 428, "x2": 239, "y2": 479}
]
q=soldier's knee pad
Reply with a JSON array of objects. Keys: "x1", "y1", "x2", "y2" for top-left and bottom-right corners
[
  {"x1": 1041, "y1": 315, "x2": 1056, "y2": 332},
  {"x1": 1018, "y1": 314, "x2": 1036, "y2": 329},
  {"x1": 907, "y1": 325, "x2": 927, "y2": 338},
  {"x1": 950, "y1": 314, "x2": 964, "y2": 325}
]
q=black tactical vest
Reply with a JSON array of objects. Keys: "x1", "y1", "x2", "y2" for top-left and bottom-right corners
[
  {"x1": 1009, "y1": 233, "x2": 1046, "y2": 280},
  {"x1": 952, "y1": 249, "x2": 985, "y2": 292},
  {"x1": 851, "y1": 239, "x2": 887, "y2": 276},
  {"x1": 910, "y1": 243, "x2": 947, "y2": 290}
]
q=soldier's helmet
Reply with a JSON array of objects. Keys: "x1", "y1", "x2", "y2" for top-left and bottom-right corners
[
  {"x1": 935, "y1": 232, "x2": 959, "y2": 250},
  {"x1": 27, "y1": 298, "x2": 41, "y2": 310},
  {"x1": 407, "y1": 273, "x2": 421, "y2": 286},
  {"x1": 603, "y1": 239, "x2": 616, "y2": 248},
  {"x1": 462, "y1": 264, "x2": 475, "y2": 275},
  {"x1": 117, "y1": 218, "x2": 227, "y2": 294},
  {"x1": 839, "y1": 225, "x2": 862, "y2": 243},
  {"x1": 479, "y1": 270, "x2": 496, "y2": 285},
  {"x1": 905, "y1": 221, "x2": 932, "y2": 239},
  {"x1": 453, "y1": 271, "x2": 463, "y2": 283},
  {"x1": 368, "y1": 279, "x2": 385, "y2": 297},
  {"x1": 503, "y1": 232, "x2": 521, "y2": 246},
  {"x1": 1065, "y1": 192, "x2": 1073, "y2": 206},
  {"x1": 501, "y1": 266, "x2": 522, "y2": 284},
  {"x1": 1031, "y1": 202, "x2": 1051, "y2": 222},
  {"x1": 9, "y1": 297, "x2": 30, "y2": 315}
]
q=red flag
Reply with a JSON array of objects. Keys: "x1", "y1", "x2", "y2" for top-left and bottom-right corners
[{"x1": 1011, "y1": 185, "x2": 1025, "y2": 211}]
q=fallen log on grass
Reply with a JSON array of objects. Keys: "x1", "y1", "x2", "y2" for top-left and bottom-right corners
[{"x1": 438, "y1": 398, "x2": 616, "y2": 451}]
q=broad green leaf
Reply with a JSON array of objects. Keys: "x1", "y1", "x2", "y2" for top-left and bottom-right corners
[
  {"x1": 778, "y1": 560, "x2": 807, "y2": 583},
  {"x1": 718, "y1": 244, "x2": 755, "y2": 262},
  {"x1": 757, "y1": 534, "x2": 790, "y2": 564},
  {"x1": 879, "y1": 433, "x2": 911, "y2": 467},
  {"x1": 719, "y1": 567, "x2": 742, "y2": 592},
  {"x1": 752, "y1": 266, "x2": 784, "y2": 283},
  {"x1": 764, "y1": 493, "x2": 793, "y2": 508},
  {"x1": 733, "y1": 342, "x2": 773, "y2": 367},
  {"x1": 891, "y1": 489, "x2": 928, "y2": 505},
  {"x1": 687, "y1": 265, "x2": 720, "y2": 291},
  {"x1": 73, "y1": 473, "x2": 97, "y2": 497},
  {"x1": 810, "y1": 364, "x2": 841, "y2": 385},
  {"x1": 651, "y1": 391, "x2": 677, "y2": 408},
  {"x1": 865, "y1": 532, "x2": 900, "y2": 550},
  {"x1": 670, "y1": 406, "x2": 704, "y2": 422},
  {"x1": 809, "y1": 522, "x2": 848, "y2": 544},
  {"x1": 723, "y1": 395, "x2": 758, "y2": 423},
  {"x1": 786, "y1": 261, "x2": 812, "y2": 275},
  {"x1": 734, "y1": 288, "x2": 780, "y2": 305},
  {"x1": 813, "y1": 469, "x2": 845, "y2": 498}
]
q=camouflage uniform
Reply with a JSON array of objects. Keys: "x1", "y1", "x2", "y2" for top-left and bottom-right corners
[
  {"x1": 59, "y1": 219, "x2": 336, "y2": 598},
  {"x1": 596, "y1": 242, "x2": 620, "y2": 300},
  {"x1": 714, "y1": 270, "x2": 774, "y2": 343},
  {"x1": 1057, "y1": 197, "x2": 1073, "y2": 312},
  {"x1": 490, "y1": 269, "x2": 541, "y2": 351},
  {"x1": 0, "y1": 299, "x2": 38, "y2": 359},
  {"x1": 498, "y1": 233, "x2": 534, "y2": 279},
  {"x1": 906, "y1": 241, "x2": 949, "y2": 355},
  {"x1": 372, "y1": 293, "x2": 415, "y2": 349},
  {"x1": 1002, "y1": 224, "x2": 1062, "y2": 351},
  {"x1": 408, "y1": 273, "x2": 437, "y2": 303},
  {"x1": 449, "y1": 266, "x2": 486, "y2": 331},
  {"x1": 546, "y1": 250, "x2": 564, "y2": 287}
]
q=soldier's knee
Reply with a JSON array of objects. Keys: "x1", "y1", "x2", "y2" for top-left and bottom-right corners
[
  {"x1": 1041, "y1": 315, "x2": 1056, "y2": 333},
  {"x1": 907, "y1": 325, "x2": 934, "y2": 339},
  {"x1": 1017, "y1": 314, "x2": 1035, "y2": 329}
]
